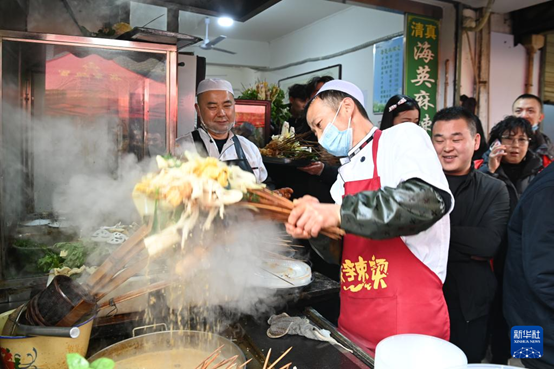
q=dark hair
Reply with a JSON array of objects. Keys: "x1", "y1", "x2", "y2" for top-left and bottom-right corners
[
  {"x1": 431, "y1": 106, "x2": 477, "y2": 136},
  {"x1": 306, "y1": 76, "x2": 334, "y2": 97},
  {"x1": 380, "y1": 95, "x2": 421, "y2": 130},
  {"x1": 513, "y1": 93, "x2": 543, "y2": 112},
  {"x1": 487, "y1": 115, "x2": 533, "y2": 146},
  {"x1": 306, "y1": 89, "x2": 369, "y2": 121},
  {"x1": 461, "y1": 96, "x2": 477, "y2": 114},
  {"x1": 288, "y1": 84, "x2": 308, "y2": 100}
]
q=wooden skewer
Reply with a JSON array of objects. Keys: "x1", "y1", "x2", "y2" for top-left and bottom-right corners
[
  {"x1": 262, "y1": 348, "x2": 272, "y2": 369},
  {"x1": 250, "y1": 189, "x2": 293, "y2": 210},
  {"x1": 267, "y1": 347, "x2": 293, "y2": 369},
  {"x1": 278, "y1": 363, "x2": 292, "y2": 369},
  {"x1": 212, "y1": 355, "x2": 238, "y2": 369},
  {"x1": 238, "y1": 358, "x2": 252, "y2": 368},
  {"x1": 195, "y1": 345, "x2": 224, "y2": 369},
  {"x1": 243, "y1": 202, "x2": 292, "y2": 215},
  {"x1": 262, "y1": 250, "x2": 298, "y2": 261},
  {"x1": 85, "y1": 221, "x2": 152, "y2": 291},
  {"x1": 97, "y1": 278, "x2": 175, "y2": 310},
  {"x1": 201, "y1": 352, "x2": 221, "y2": 369},
  {"x1": 92, "y1": 256, "x2": 150, "y2": 299}
]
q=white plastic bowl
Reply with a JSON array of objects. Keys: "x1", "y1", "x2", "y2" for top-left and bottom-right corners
[{"x1": 375, "y1": 334, "x2": 468, "y2": 369}]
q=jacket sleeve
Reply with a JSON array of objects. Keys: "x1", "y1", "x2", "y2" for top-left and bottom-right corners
[
  {"x1": 521, "y1": 187, "x2": 554, "y2": 307},
  {"x1": 340, "y1": 178, "x2": 446, "y2": 240},
  {"x1": 449, "y1": 183, "x2": 510, "y2": 260}
]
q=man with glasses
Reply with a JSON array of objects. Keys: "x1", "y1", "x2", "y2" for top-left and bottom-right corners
[
  {"x1": 512, "y1": 94, "x2": 553, "y2": 167},
  {"x1": 479, "y1": 115, "x2": 544, "y2": 364}
]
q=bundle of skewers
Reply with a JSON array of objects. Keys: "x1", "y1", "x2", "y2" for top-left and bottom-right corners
[
  {"x1": 260, "y1": 124, "x2": 340, "y2": 166},
  {"x1": 195, "y1": 345, "x2": 293, "y2": 369},
  {"x1": 242, "y1": 188, "x2": 344, "y2": 240},
  {"x1": 260, "y1": 131, "x2": 318, "y2": 161},
  {"x1": 133, "y1": 153, "x2": 344, "y2": 260}
]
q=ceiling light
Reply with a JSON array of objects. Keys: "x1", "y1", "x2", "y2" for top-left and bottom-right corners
[{"x1": 217, "y1": 17, "x2": 234, "y2": 27}]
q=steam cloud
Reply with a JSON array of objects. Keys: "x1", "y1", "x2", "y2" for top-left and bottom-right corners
[{"x1": 3, "y1": 103, "x2": 295, "y2": 329}]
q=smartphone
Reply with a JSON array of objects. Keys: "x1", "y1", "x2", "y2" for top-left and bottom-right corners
[
  {"x1": 490, "y1": 139, "x2": 505, "y2": 156},
  {"x1": 490, "y1": 139, "x2": 501, "y2": 151}
]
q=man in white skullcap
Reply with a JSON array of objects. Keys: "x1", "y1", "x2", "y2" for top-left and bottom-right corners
[
  {"x1": 285, "y1": 80, "x2": 454, "y2": 353},
  {"x1": 175, "y1": 78, "x2": 268, "y2": 183}
]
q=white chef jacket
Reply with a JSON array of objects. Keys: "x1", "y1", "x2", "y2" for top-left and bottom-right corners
[
  {"x1": 331, "y1": 124, "x2": 454, "y2": 282},
  {"x1": 175, "y1": 128, "x2": 268, "y2": 183}
]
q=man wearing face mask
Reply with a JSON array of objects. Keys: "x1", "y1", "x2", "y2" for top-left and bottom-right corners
[
  {"x1": 286, "y1": 80, "x2": 454, "y2": 352},
  {"x1": 175, "y1": 78, "x2": 268, "y2": 183}
]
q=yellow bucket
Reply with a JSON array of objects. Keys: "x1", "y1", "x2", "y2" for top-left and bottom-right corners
[{"x1": 0, "y1": 309, "x2": 94, "y2": 369}]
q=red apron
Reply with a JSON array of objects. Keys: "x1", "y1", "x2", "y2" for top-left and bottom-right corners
[{"x1": 338, "y1": 129, "x2": 450, "y2": 352}]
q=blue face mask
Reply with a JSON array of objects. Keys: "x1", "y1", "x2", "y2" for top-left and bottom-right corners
[{"x1": 319, "y1": 101, "x2": 352, "y2": 157}]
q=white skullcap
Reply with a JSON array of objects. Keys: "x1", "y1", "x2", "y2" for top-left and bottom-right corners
[
  {"x1": 197, "y1": 78, "x2": 234, "y2": 96},
  {"x1": 316, "y1": 80, "x2": 366, "y2": 108}
]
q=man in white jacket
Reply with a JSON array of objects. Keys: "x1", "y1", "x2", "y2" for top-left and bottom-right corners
[{"x1": 176, "y1": 78, "x2": 268, "y2": 183}]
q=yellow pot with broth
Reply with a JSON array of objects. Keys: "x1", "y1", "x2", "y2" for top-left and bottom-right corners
[{"x1": 88, "y1": 330, "x2": 245, "y2": 368}]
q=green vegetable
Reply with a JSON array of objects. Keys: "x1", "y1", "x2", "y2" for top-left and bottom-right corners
[
  {"x1": 90, "y1": 358, "x2": 116, "y2": 369},
  {"x1": 67, "y1": 354, "x2": 115, "y2": 369},
  {"x1": 238, "y1": 82, "x2": 291, "y2": 132},
  {"x1": 13, "y1": 239, "x2": 47, "y2": 249},
  {"x1": 55, "y1": 242, "x2": 87, "y2": 269},
  {"x1": 67, "y1": 353, "x2": 89, "y2": 369},
  {"x1": 36, "y1": 240, "x2": 97, "y2": 272},
  {"x1": 37, "y1": 248, "x2": 64, "y2": 272}
]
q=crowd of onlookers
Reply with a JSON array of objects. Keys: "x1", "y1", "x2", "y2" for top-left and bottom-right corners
[
  {"x1": 282, "y1": 80, "x2": 553, "y2": 368},
  {"x1": 182, "y1": 75, "x2": 553, "y2": 368}
]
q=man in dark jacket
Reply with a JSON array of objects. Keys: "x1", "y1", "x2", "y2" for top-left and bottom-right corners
[
  {"x1": 504, "y1": 163, "x2": 554, "y2": 369},
  {"x1": 512, "y1": 94, "x2": 554, "y2": 167},
  {"x1": 478, "y1": 116, "x2": 543, "y2": 363},
  {"x1": 432, "y1": 107, "x2": 510, "y2": 362}
]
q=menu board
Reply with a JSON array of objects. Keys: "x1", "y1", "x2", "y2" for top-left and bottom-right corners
[{"x1": 373, "y1": 36, "x2": 404, "y2": 114}]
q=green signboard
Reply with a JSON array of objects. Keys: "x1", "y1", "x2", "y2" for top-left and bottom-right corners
[{"x1": 405, "y1": 14, "x2": 440, "y2": 134}]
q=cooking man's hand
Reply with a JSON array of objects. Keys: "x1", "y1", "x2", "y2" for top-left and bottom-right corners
[
  {"x1": 488, "y1": 143, "x2": 507, "y2": 173},
  {"x1": 298, "y1": 162, "x2": 324, "y2": 176},
  {"x1": 286, "y1": 195, "x2": 341, "y2": 238}
]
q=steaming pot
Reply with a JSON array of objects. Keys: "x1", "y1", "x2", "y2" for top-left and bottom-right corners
[{"x1": 88, "y1": 329, "x2": 246, "y2": 367}]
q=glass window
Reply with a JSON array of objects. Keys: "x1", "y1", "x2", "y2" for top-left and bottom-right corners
[{"x1": 1, "y1": 40, "x2": 168, "y2": 280}]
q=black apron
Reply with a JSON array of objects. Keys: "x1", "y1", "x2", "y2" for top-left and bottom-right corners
[{"x1": 191, "y1": 130, "x2": 254, "y2": 174}]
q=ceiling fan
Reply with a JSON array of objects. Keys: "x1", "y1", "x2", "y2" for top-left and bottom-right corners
[{"x1": 199, "y1": 17, "x2": 236, "y2": 55}]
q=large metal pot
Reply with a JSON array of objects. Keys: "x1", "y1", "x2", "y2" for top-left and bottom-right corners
[{"x1": 89, "y1": 330, "x2": 246, "y2": 368}]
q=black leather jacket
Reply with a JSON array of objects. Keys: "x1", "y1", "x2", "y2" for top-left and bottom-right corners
[{"x1": 443, "y1": 168, "x2": 510, "y2": 321}]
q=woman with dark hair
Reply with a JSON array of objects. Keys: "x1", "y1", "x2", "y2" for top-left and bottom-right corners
[
  {"x1": 380, "y1": 94, "x2": 421, "y2": 130},
  {"x1": 478, "y1": 115, "x2": 543, "y2": 365},
  {"x1": 480, "y1": 116, "x2": 543, "y2": 208}
]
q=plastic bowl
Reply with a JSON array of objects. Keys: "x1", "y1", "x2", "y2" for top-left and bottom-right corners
[{"x1": 375, "y1": 333, "x2": 468, "y2": 369}]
